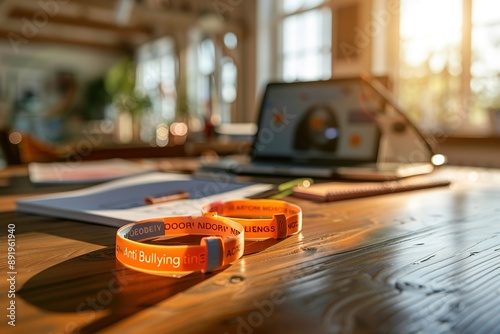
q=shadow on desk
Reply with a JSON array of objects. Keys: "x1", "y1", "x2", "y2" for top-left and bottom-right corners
[{"x1": 18, "y1": 247, "x2": 208, "y2": 333}]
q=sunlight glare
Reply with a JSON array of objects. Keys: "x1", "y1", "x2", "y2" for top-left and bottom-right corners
[{"x1": 401, "y1": 0, "x2": 462, "y2": 67}]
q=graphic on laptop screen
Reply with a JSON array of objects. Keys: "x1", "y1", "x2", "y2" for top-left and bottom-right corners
[{"x1": 253, "y1": 79, "x2": 381, "y2": 164}]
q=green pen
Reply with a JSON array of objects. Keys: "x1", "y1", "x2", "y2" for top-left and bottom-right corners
[{"x1": 249, "y1": 178, "x2": 314, "y2": 199}]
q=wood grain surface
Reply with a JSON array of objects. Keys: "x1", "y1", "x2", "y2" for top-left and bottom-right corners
[{"x1": 1, "y1": 166, "x2": 500, "y2": 334}]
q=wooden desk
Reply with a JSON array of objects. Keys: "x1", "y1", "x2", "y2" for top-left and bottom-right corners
[{"x1": 1, "y1": 166, "x2": 500, "y2": 334}]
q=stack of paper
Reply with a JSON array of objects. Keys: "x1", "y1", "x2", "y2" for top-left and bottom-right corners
[{"x1": 17, "y1": 172, "x2": 273, "y2": 227}]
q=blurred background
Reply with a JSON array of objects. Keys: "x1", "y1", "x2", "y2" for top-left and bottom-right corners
[{"x1": 0, "y1": 0, "x2": 499, "y2": 167}]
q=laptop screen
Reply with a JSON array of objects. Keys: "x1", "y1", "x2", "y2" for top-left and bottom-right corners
[{"x1": 251, "y1": 78, "x2": 382, "y2": 166}]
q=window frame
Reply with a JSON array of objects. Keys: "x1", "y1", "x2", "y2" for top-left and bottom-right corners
[
  {"x1": 269, "y1": 0, "x2": 373, "y2": 82},
  {"x1": 395, "y1": 0, "x2": 500, "y2": 135},
  {"x1": 135, "y1": 36, "x2": 178, "y2": 123},
  {"x1": 273, "y1": 0, "x2": 332, "y2": 81}
]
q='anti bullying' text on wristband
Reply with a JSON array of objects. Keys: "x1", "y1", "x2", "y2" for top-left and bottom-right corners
[{"x1": 116, "y1": 214, "x2": 244, "y2": 277}]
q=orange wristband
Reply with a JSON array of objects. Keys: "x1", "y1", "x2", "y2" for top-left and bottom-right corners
[
  {"x1": 116, "y1": 214, "x2": 244, "y2": 277},
  {"x1": 202, "y1": 199, "x2": 302, "y2": 240}
]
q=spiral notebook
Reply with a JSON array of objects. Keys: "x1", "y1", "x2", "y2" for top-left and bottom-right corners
[{"x1": 292, "y1": 177, "x2": 451, "y2": 202}]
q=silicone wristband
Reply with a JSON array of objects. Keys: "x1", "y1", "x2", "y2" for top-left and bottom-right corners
[
  {"x1": 116, "y1": 214, "x2": 244, "y2": 276},
  {"x1": 202, "y1": 199, "x2": 302, "y2": 240}
]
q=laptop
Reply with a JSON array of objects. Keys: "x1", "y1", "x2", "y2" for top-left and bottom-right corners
[{"x1": 200, "y1": 76, "x2": 434, "y2": 180}]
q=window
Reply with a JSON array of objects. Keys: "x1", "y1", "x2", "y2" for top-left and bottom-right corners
[
  {"x1": 398, "y1": 0, "x2": 500, "y2": 134},
  {"x1": 264, "y1": 0, "x2": 500, "y2": 135},
  {"x1": 188, "y1": 30, "x2": 241, "y2": 125},
  {"x1": 195, "y1": 37, "x2": 217, "y2": 125},
  {"x1": 278, "y1": 0, "x2": 332, "y2": 81},
  {"x1": 136, "y1": 37, "x2": 177, "y2": 123},
  {"x1": 221, "y1": 56, "x2": 238, "y2": 122},
  {"x1": 470, "y1": 0, "x2": 500, "y2": 129},
  {"x1": 135, "y1": 37, "x2": 177, "y2": 144}
]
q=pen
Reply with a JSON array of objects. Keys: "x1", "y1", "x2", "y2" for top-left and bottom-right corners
[
  {"x1": 249, "y1": 178, "x2": 314, "y2": 199},
  {"x1": 145, "y1": 191, "x2": 190, "y2": 205},
  {"x1": 271, "y1": 178, "x2": 313, "y2": 199}
]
